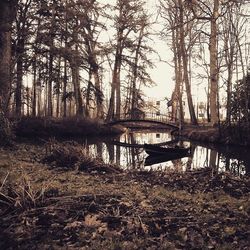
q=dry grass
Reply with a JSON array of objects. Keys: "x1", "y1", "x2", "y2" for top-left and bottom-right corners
[{"x1": 0, "y1": 142, "x2": 249, "y2": 249}]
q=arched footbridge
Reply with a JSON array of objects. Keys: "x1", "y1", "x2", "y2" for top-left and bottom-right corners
[{"x1": 108, "y1": 113, "x2": 180, "y2": 130}]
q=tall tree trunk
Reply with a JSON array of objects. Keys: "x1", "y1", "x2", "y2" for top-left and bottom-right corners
[
  {"x1": 107, "y1": 43, "x2": 122, "y2": 121},
  {"x1": 48, "y1": 52, "x2": 53, "y2": 117},
  {"x1": 44, "y1": 77, "x2": 48, "y2": 116},
  {"x1": 178, "y1": 0, "x2": 197, "y2": 125},
  {"x1": 0, "y1": 0, "x2": 17, "y2": 114},
  {"x1": 113, "y1": 32, "x2": 123, "y2": 120},
  {"x1": 85, "y1": 70, "x2": 92, "y2": 117},
  {"x1": 205, "y1": 86, "x2": 210, "y2": 122},
  {"x1": 226, "y1": 64, "x2": 233, "y2": 124},
  {"x1": 63, "y1": 59, "x2": 67, "y2": 117},
  {"x1": 56, "y1": 56, "x2": 61, "y2": 118},
  {"x1": 47, "y1": 2, "x2": 56, "y2": 117},
  {"x1": 131, "y1": 26, "x2": 144, "y2": 119},
  {"x1": 93, "y1": 68, "x2": 103, "y2": 119},
  {"x1": 37, "y1": 73, "x2": 42, "y2": 117},
  {"x1": 71, "y1": 63, "x2": 83, "y2": 116},
  {"x1": 209, "y1": 0, "x2": 219, "y2": 125},
  {"x1": 32, "y1": 59, "x2": 37, "y2": 117},
  {"x1": 26, "y1": 87, "x2": 30, "y2": 116},
  {"x1": 106, "y1": 86, "x2": 115, "y2": 121},
  {"x1": 86, "y1": 43, "x2": 103, "y2": 119},
  {"x1": 15, "y1": 38, "x2": 24, "y2": 117},
  {"x1": 115, "y1": 53, "x2": 122, "y2": 119},
  {"x1": 171, "y1": 28, "x2": 178, "y2": 121},
  {"x1": 176, "y1": 28, "x2": 184, "y2": 124}
]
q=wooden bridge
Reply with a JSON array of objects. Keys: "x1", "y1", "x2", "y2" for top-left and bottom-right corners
[{"x1": 108, "y1": 112, "x2": 179, "y2": 130}]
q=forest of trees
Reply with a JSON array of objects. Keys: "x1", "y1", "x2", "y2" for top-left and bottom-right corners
[{"x1": 0, "y1": 0, "x2": 249, "y2": 127}]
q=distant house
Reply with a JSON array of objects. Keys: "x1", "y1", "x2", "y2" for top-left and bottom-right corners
[{"x1": 144, "y1": 98, "x2": 168, "y2": 116}]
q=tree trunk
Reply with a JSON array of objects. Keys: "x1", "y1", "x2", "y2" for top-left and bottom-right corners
[
  {"x1": 93, "y1": 68, "x2": 103, "y2": 119},
  {"x1": 209, "y1": 0, "x2": 219, "y2": 125},
  {"x1": 63, "y1": 59, "x2": 67, "y2": 117},
  {"x1": 0, "y1": 0, "x2": 17, "y2": 114},
  {"x1": 178, "y1": 0, "x2": 197, "y2": 125},
  {"x1": 32, "y1": 59, "x2": 37, "y2": 117},
  {"x1": 15, "y1": 38, "x2": 24, "y2": 117},
  {"x1": 131, "y1": 26, "x2": 144, "y2": 119},
  {"x1": 48, "y1": 52, "x2": 53, "y2": 117},
  {"x1": 85, "y1": 71, "x2": 92, "y2": 117},
  {"x1": 115, "y1": 54, "x2": 122, "y2": 119},
  {"x1": 56, "y1": 57, "x2": 61, "y2": 118},
  {"x1": 71, "y1": 63, "x2": 83, "y2": 116},
  {"x1": 107, "y1": 43, "x2": 122, "y2": 121},
  {"x1": 26, "y1": 87, "x2": 30, "y2": 116},
  {"x1": 113, "y1": 32, "x2": 123, "y2": 120},
  {"x1": 37, "y1": 73, "x2": 42, "y2": 117},
  {"x1": 171, "y1": 28, "x2": 178, "y2": 122},
  {"x1": 176, "y1": 27, "x2": 184, "y2": 124},
  {"x1": 106, "y1": 86, "x2": 115, "y2": 121}
]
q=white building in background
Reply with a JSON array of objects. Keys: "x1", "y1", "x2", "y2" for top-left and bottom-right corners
[{"x1": 143, "y1": 97, "x2": 169, "y2": 119}]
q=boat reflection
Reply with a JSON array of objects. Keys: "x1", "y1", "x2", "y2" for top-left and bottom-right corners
[{"x1": 145, "y1": 154, "x2": 188, "y2": 166}]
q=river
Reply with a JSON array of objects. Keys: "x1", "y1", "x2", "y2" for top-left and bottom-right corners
[{"x1": 83, "y1": 129, "x2": 249, "y2": 176}]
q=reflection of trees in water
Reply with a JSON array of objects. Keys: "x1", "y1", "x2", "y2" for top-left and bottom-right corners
[
  {"x1": 125, "y1": 133, "x2": 144, "y2": 169},
  {"x1": 230, "y1": 160, "x2": 245, "y2": 176},
  {"x1": 86, "y1": 132, "x2": 249, "y2": 176},
  {"x1": 96, "y1": 142, "x2": 103, "y2": 159},
  {"x1": 106, "y1": 143, "x2": 115, "y2": 164},
  {"x1": 104, "y1": 133, "x2": 145, "y2": 169},
  {"x1": 190, "y1": 144, "x2": 247, "y2": 176},
  {"x1": 220, "y1": 156, "x2": 246, "y2": 176},
  {"x1": 186, "y1": 144, "x2": 196, "y2": 171},
  {"x1": 209, "y1": 150, "x2": 217, "y2": 169}
]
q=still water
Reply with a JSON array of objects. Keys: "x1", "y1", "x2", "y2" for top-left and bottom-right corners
[{"x1": 85, "y1": 129, "x2": 249, "y2": 176}]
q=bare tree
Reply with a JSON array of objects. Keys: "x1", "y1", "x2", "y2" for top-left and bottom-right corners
[{"x1": 106, "y1": 0, "x2": 148, "y2": 121}]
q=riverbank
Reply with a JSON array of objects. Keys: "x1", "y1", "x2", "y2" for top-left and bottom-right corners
[
  {"x1": 179, "y1": 124, "x2": 250, "y2": 147},
  {"x1": 0, "y1": 141, "x2": 249, "y2": 249}
]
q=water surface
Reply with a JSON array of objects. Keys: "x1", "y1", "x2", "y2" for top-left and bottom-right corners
[{"x1": 85, "y1": 129, "x2": 249, "y2": 176}]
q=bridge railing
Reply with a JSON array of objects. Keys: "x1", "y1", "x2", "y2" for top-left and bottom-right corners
[{"x1": 118, "y1": 112, "x2": 177, "y2": 123}]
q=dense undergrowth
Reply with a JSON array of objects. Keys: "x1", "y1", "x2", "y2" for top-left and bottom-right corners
[
  {"x1": 220, "y1": 123, "x2": 250, "y2": 146},
  {"x1": 0, "y1": 141, "x2": 249, "y2": 249},
  {"x1": 14, "y1": 116, "x2": 125, "y2": 138}
]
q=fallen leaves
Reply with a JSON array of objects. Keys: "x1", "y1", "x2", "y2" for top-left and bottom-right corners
[{"x1": 0, "y1": 149, "x2": 249, "y2": 249}]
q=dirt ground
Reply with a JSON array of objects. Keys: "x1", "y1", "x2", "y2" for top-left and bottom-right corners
[{"x1": 0, "y1": 141, "x2": 249, "y2": 250}]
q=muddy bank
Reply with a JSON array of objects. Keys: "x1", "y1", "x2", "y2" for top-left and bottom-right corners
[{"x1": 0, "y1": 142, "x2": 249, "y2": 249}]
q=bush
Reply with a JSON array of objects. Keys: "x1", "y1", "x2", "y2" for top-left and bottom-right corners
[
  {"x1": 15, "y1": 116, "x2": 125, "y2": 138},
  {"x1": 43, "y1": 140, "x2": 122, "y2": 174}
]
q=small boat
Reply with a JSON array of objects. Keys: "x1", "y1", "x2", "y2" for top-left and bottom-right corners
[{"x1": 144, "y1": 143, "x2": 190, "y2": 156}]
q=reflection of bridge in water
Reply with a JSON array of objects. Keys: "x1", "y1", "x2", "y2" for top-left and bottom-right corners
[{"x1": 109, "y1": 112, "x2": 180, "y2": 130}]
